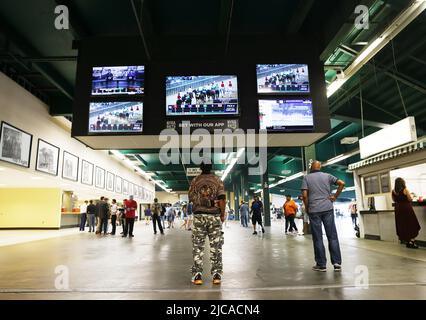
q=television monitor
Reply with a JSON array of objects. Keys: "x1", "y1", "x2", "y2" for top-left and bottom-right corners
[
  {"x1": 256, "y1": 64, "x2": 309, "y2": 94},
  {"x1": 258, "y1": 99, "x2": 313, "y2": 132},
  {"x1": 91, "y1": 66, "x2": 144, "y2": 96},
  {"x1": 88, "y1": 101, "x2": 143, "y2": 133},
  {"x1": 166, "y1": 75, "x2": 238, "y2": 116}
]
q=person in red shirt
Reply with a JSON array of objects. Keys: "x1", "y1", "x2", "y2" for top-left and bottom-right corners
[{"x1": 123, "y1": 195, "x2": 137, "y2": 238}]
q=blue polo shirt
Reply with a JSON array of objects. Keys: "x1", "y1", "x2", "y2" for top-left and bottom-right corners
[{"x1": 301, "y1": 171, "x2": 338, "y2": 213}]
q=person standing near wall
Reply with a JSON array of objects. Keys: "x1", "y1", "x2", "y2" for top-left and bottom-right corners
[
  {"x1": 99, "y1": 197, "x2": 110, "y2": 235},
  {"x1": 110, "y1": 199, "x2": 118, "y2": 235},
  {"x1": 301, "y1": 160, "x2": 345, "y2": 272},
  {"x1": 79, "y1": 200, "x2": 88, "y2": 231},
  {"x1": 95, "y1": 196, "x2": 104, "y2": 234},
  {"x1": 239, "y1": 200, "x2": 249, "y2": 228},
  {"x1": 283, "y1": 195, "x2": 298, "y2": 235},
  {"x1": 87, "y1": 200, "x2": 96, "y2": 233},
  {"x1": 189, "y1": 162, "x2": 226, "y2": 285},
  {"x1": 119, "y1": 201, "x2": 126, "y2": 235},
  {"x1": 151, "y1": 199, "x2": 164, "y2": 235},
  {"x1": 392, "y1": 178, "x2": 421, "y2": 249},
  {"x1": 123, "y1": 195, "x2": 137, "y2": 238}
]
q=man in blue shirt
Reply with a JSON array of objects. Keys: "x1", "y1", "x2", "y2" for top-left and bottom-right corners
[
  {"x1": 250, "y1": 196, "x2": 265, "y2": 235},
  {"x1": 239, "y1": 200, "x2": 249, "y2": 228},
  {"x1": 301, "y1": 160, "x2": 345, "y2": 272}
]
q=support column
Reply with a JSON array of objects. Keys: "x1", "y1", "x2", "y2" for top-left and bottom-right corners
[
  {"x1": 302, "y1": 144, "x2": 316, "y2": 172},
  {"x1": 233, "y1": 176, "x2": 240, "y2": 220},
  {"x1": 261, "y1": 168, "x2": 271, "y2": 227},
  {"x1": 241, "y1": 166, "x2": 249, "y2": 203}
]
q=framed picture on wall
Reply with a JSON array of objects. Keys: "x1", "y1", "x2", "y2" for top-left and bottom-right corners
[
  {"x1": 62, "y1": 151, "x2": 79, "y2": 181},
  {"x1": 123, "y1": 179, "x2": 129, "y2": 195},
  {"x1": 95, "y1": 166, "x2": 105, "y2": 189},
  {"x1": 81, "y1": 160, "x2": 94, "y2": 185},
  {"x1": 35, "y1": 139, "x2": 60, "y2": 176},
  {"x1": 0, "y1": 121, "x2": 33, "y2": 168},
  {"x1": 106, "y1": 171, "x2": 115, "y2": 191},
  {"x1": 115, "y1": 176, "x2": 122, "y2": 194}
]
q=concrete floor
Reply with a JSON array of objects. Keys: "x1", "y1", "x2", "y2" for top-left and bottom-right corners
[{"x1": 1, "y1": 219, "x2": 426, "y2": 300}]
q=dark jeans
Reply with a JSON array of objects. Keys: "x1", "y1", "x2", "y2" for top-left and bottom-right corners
[
  {"x1": 351, "y1": 214, "x2": 357, "y2": 227},
  {"x1": 79, "y1": 213, "x2": 87, "y2": 231},
  {"x1": 87, "y1": 214, "x2": 95, "y2": 231},
  {"x1": 100, "y1": 217, "x2": 108, "y2": 234},
  {"x1": 152, "y1": 214, "x2": 163, "y2": 234},
  {"x1": 308, "y1": 209, "x2": 342, "y2": 267},
  {"x1": 285, "y1": 215, "x2": 298, "y2": 232},
  {"x1": 124, "y1": 218, "x2": 135, "y2": 236},
  {"x1": 111, "y1": 215, "x2": 117, "y2": 235},
  {"x1": 240, "y1": 213, "x2": 248, "y2": 227}
]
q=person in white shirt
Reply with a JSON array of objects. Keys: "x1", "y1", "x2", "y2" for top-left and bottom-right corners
[
  {"x1": 79, "y1": 201, "x2": 88, "y2": 231},
  {"x1": 110, "y1": 199, "x2": 118, "y2": 235}
]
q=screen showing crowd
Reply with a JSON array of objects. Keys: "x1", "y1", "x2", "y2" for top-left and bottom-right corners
[
  {"x1": 92, "y1": 66, "x2": 145, "y2": 96},
  {"x1": 256, "y1": 64, "x2": 309, "y2": 94},
  {"x1": 259, "y1": 99, "x2": 313, "y2": 132},
  {"x1": 166, "y1": 75, "x2": 238, "y2": 116},
  {"x1": 88, "y1": 102, "x2": 143, "y2": 133}
]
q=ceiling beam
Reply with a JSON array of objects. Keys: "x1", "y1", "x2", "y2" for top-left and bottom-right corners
[
  {"x1": 130, "y1": 0, "x2": 151, "y2": 60},
  {"x1": 332, "y1": 114, "x2": 391, "y2": 128},
  {"x1": 218, "y1": 0, "x2": 234, "y2": 55}
]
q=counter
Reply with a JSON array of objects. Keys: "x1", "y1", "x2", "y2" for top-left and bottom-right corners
[{"x1": 60, "y1": 212, "x2": 80, "y2": 228}]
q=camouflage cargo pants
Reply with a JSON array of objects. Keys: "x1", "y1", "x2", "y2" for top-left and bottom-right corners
[{"x1": 191, "y1": 214, "x2": 224, "y2": 275}]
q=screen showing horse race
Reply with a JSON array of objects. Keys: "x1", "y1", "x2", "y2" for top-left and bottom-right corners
[
  {"x1": 256, "y1": 64, "x2": 309, "y2": 94},
  {"x1": 88, "y1": 101, "x2": 143, "y2": 133},
  {"x1": 91, "y1": 66, "x2": 144, "y2": 96},
  {"x1": 258, "y1": 99, "x2": 313, "y2": 132},
  {"x1": 166, "y1": 75, "x2": 238, "y2": 116}
]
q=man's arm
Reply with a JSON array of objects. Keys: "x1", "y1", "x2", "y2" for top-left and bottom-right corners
[
  {"x1": 329, "y1": 180, "x2": 345, "y2": 202},
  {"x1": 217, "y1": 195, "x2": 226, "y2": 222},
  {"x1": 302, "y1": 190, "x2": 309, "y2": 213}
]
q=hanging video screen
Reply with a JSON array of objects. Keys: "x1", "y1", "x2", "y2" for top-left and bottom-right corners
[
  {"x1": 91, "y1": 66, "x2": 144, "y2": 96},
  {"x1": 166, "y1": 75, "x2": 238, "y2": 116},
  {"x1": 256, "y1": 64, "x2": 309, "y2": 94},
  {"x1": 88, "y1": 102, "x2": 143, "y2": 134},
  {"x1": 259, "y1": 99, "x2": 313, "y2": 132}
]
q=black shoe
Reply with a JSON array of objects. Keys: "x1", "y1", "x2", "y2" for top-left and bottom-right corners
[
  {"x1": 191, "y1": 273, "x2": 203, "y2": 285},
  {"x1": 333, "y1": 264, "x2": 342, "y2": 272},
  {"x1": 407, "y1": 241, "x2": 419, "y2": 249},
  {"x1": 262, "y1": 228, "x2": 265, "y2": 233},
  {"x1": 312, "y1": 265, "x2": 327, "y2": 272},
  {"x1": 253, "y1": 231, "x2": 258, "y2": 235},
  {"x1": 161, "y1": 232, "x2": 164, "y2": 235},
  {"x1": 154, "y1": 232, "x2": 157, "y2": 235},
  {"x1": 130, "y1": 234, "x2": 134, "y2": 237},
  {"x1": 122, "y1": 235, "x2": 127, "y2": 238},
  {"x1": 213, "y1": 273, "x2": 222, "y2": 285}
]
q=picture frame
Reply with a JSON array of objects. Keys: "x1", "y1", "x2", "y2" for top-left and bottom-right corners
[
  {"x1": 95, "y1": 166, "x2": 105, "y2": 189},
  {"x1": 62, "y1": 151, "x2": 79, "y2": 182},
  {"x1": 0, "y1": 121, "x2": 33, "y2": 168},
  {"x1": 35, "y1": 139, "x2": 60, "y2": 176},
  {"x1": 123, "y1": 179, "x2": 129, "y2": 195},
  {"x1": 81, "y1": 160, "x2": 94, "y2": 186},
  {"x1": 106, "y1": 171, "x2": 115, "y2": 191},
  {"x1": 115, "y1": 175, "x2": 122, "y2": 194}
]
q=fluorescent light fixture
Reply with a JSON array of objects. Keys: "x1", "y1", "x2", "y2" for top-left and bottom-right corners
[
  {"x1": 269, "y1": 171, "x2": 305, "y2": 189},
  {"x1": 327, "y1": 78, "x2": 346, "y2": 98},
  {"x1": 221, "y1": 148, "x2": 245, "y2": 181},
  {"x1": 254, "y1": 189, "x2": 262, "y2": 194},
  {"x1": 111, "y1": 150, "x2": 126, "y2": 160},
  {"x1": 323, "y1": 149, "x2": 360, "y2": 166}
]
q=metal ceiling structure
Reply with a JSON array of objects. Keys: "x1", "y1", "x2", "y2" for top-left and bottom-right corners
[{"x1": 0, "y1": 0, "x2": 424, "y2": 197}]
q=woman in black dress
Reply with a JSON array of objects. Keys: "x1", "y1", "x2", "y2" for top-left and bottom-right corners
[{"x1": 392, "y1": 178, "x2": 421, "y2": 249}]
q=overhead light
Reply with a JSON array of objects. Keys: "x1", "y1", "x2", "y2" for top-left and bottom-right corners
[
  {"x1": 111, "y1": 150, "x2": 126, "y2": 160},
  {"x1": 269, "y1": 172, "x2": 305, "y2": 189},
  {"x1": 322, "y1": 149, "x2": 360, "y2": 166},
  {"x1": 280, "y1": 189, "x2": 285, "y2": 192},
  {"x1": 327, "y1": 78, "x2": 346, "y2": 97},
  {"x1": 340, "y1": 137, "x2": 359, "y2": 145},
  {"x1": 254, "y1": 189, "x2": 262, "y2": 194}
]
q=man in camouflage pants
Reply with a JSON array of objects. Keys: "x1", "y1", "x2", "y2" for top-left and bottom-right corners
[{"x1": 189, "y1": 162, "x2": 226, "y2": 285}]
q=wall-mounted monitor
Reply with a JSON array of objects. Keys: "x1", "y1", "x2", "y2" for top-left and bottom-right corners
[
  {"x1": 91, "y1": 66, "x2": 144, "y2": 96},
  {"x1": 166, "y1": 75, "x2": 238, "y2": 116},
  {"x1": 88, "y1": 101, "x2": 143, "y2": 134},
  {"x1": 256, "y1": 64, "x2": 309, "y2": 94},
  {"x1": 259, "y1": 99, "x2": 313, "y2": 132}
]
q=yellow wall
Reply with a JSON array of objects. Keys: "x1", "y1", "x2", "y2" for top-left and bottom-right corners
[{"x1": 0, "y1": 188, "x2": 62, "y2": 228}]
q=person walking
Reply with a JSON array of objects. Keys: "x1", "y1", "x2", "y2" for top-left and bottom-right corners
[
  {"x1": 151, "y1": 199, "x2": 164, "y2": 235},
  {"x1": 239, "y1": 200, "x2": 249, "y2": 228},
  {"x1": 181, "y1": 204, "x2": 188, "y2": 229},
  {"x1": 392, "y1": 178, "x2": 421, "y2": 249},
  {"x1": 87, "y1": 200, "x2": 96, "y2": 233},
  {"x1": 349, "y1": 200, "x2": 358, "y2": 229},
  {"x1": 144, "y1": 205, "x2": 152, "y2": 225},
  {"x1": 189, "y1": 162, "x2": 226, "y2": 285},
  {"x1": 301, "y1": 160, "x2": 345, "y2": 272},
  {"x1": 110, "y1": 199, "x2": 118, "y2": 235},
  {"x1": 99, "y1": 197, "x2": 110, "y2": 235},
  {"x1": 79, "y1": 200, "x2": 88, "y2": 231},
  {"x1": 160, "y1": 204, "x2": 166, "y2": 229},
  {"x1": 250, "y1": 196, "x2": 265, "y2": 235},
  {"x1": 123, "y1": 195, "x2": 137, "y2": 238},
  {"x1": 283, "y1": 195, "x2": 298, "y2": 234}
]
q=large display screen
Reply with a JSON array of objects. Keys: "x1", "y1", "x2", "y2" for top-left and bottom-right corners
[
  {"x1": 256, "y1": 64, "x2": 309, "y2": 94},
  {"x1": 91, "y1": 66, "x2": 144, "y2": 96},
  {"x1": 166, "y1": 75, "x2": 238, "y2": 116},
  {"x1": 88, "y1": 101, "x2": 143, "y2": 133},
  {"x1": 259, "y1": 99, "x2": 313, "y2": 132}
]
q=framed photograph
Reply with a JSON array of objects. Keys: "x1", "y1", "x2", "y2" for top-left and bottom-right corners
[
  {"x1": 35, "y1": 139, "x2": 60, "y2": 176},
  {"x1": 81, "y1": 160, "x2": 94, "y2": 186},
  {"x1": 62, "y1": 151, "x2": 79, "y2": 181},
  {"x1": 95, "y1": 166, "x2": 105, "y2": 189},
  {"x1": 123, "y1": 179, "x2": 129, "y2": 195},
  {"x1": 106, "y1": 171, "x2": 115, "y2": 191},
  {"x1": 0, "y1": 121, "x2": 33, "y2": 168},
  {"x1": 115, "y1": 176, "x2": 122, "y2": 194}
]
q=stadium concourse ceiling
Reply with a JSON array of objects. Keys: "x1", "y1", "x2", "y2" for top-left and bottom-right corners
[{"x1": 0, "y1": 0, "x2": 425, "y2": 193}]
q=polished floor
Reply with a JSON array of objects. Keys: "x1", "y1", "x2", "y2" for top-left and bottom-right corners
[{"x1": 0, "y1": 218, "x2": 426, "y2": 300}]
